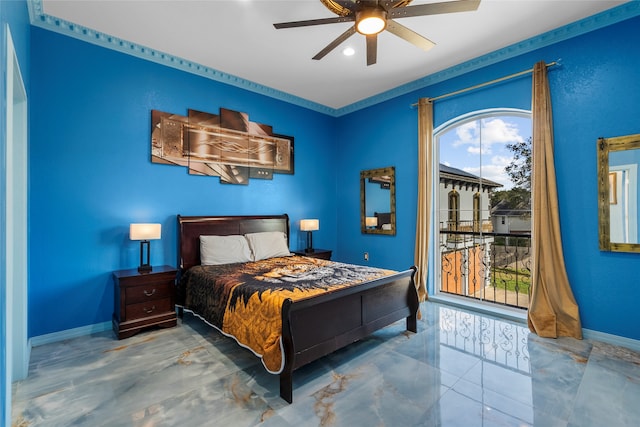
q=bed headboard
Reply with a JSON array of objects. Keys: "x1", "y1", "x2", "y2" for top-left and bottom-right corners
[{"x1": 177, "y1": 214, "x2": 290, "y2": 271}]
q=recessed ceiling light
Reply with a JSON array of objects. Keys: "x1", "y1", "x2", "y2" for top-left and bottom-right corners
[{"x1": 343, "y1": 47, "x2": 355, "y2": 56}]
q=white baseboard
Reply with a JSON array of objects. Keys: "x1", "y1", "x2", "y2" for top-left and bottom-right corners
[
  {"x1": 582, "y1": 328, "x2": 640, "y2": 353},
  {"x1": 428, "y1": 294, "x2": 528, "y2": 324},
  {"x1": 30, "y1": 321, "x2": 112, "y2": 347},
  {"x1": 429, "y1": 296, "x2": 640, "y2": 353},
  {"x1": 29, "y1": 317, "x2": 640, "y2": 356}
]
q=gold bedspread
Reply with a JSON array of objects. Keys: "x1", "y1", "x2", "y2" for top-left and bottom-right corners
[{"x1": 179, "y1": 255, "x2": 395, "y2": 373}]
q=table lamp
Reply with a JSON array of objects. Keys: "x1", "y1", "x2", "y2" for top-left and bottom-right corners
[
  {"x1": 300, "y1": 219, "x2": 319, "y2": 253},
  {"x1": 130, "y1": 223, "x2": 161, "y2": 273}
]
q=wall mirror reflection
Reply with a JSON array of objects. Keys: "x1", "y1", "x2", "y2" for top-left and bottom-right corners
[
  {"x1": 361, "y1": 166, "x2": 396, "y2": 235},
  {"x1": 598, "y1": 133, "x2": 640, "y2": 252}
]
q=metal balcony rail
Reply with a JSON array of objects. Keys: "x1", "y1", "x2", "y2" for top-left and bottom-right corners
[
  {"x1": 439, "y1": 227, "x2": 531, "y2": 309},
  {"x1": 440, "y1": 219, "x2": 494, "y2": 233}
]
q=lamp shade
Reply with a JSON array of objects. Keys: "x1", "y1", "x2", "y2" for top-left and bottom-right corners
[
  {"x1": 130, "y1": 223, "x2": 161, "y2": 240},
  {"x1": 366, "y1": 217, "x2": 378, "y2": 227},
  {"x1": 300, "y1": 219, "x2": 319, "y2": 231}
]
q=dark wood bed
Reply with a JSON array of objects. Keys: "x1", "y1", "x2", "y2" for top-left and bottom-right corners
[{"x1": 176, "y1": 214, "x2": 419, "y2": 403}]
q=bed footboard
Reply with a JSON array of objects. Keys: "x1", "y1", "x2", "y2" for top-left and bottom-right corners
[{"x1": 279, "y1": 266, "x2": 418, "y2": 403}]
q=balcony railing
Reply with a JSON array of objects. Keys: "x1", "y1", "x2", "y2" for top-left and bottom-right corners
[
  {"x1": 439, "y1": 226, "x2": 531, "y2": 309},
  {"x1": 441, "y1": 219, "x2": 494, "y2": 233}
]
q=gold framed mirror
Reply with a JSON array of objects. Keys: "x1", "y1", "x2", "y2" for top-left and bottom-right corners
[
  {"x1": 361, "y1": 166, "x2": 396, "y2": 235},
  {"x1": 598, "y1": 133, "x2": 640, "y2": 252}
]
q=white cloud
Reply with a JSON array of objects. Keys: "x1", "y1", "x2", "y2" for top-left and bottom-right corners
[
  {"x1": 462, "y1": 154, "x2": 516, "y2": 189},
  {"x1": 452, "y1": 121, "x2": 478, "y2": 147},
  {"x1": 451, "y1": 117, "x2": 524, "y2": 156},
  {"x1": 467, "y1": 146, "x2": 482, "y2": 154},
  {"x1": 491, "y1": 155, "x2": 512, "y2": 168},
  {"x1": 482, "y1": 118, "x2": 525, "y2": 145},
  {"x1": 440, "y1": 115, "x2": 531, "y2": 190},
  {"x1": 464, "y1": 164, "x2": 512, "y2": 189}
]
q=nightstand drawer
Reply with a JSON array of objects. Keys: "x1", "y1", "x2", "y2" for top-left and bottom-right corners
[
  {"x1": 125, "y1": 281, "x2": 173, "y2": 304},
  {"x1": 125, "y1": 297, "x2": 172, "y2": 320}
]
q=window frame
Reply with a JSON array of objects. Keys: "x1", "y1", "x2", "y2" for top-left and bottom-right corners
[{"x1": 429, "y1": 108, "x2": 532, "y2": 300}]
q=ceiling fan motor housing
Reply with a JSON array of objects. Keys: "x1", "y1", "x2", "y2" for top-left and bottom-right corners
[{"x1": 321, "y1": 0, "x2": 414, "y2": 17}]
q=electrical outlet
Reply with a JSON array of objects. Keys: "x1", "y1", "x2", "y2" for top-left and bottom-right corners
[{"x1": 364, "y1": 252, "x2": 369, "y2": 261}]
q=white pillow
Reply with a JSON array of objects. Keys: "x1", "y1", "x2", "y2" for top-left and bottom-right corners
[
  {"x1": 245, "y1": 231, "x2": 291, "y2": 261},
  {"x1": 200, "y1": 235, "x2": 253, "y2": 265}
]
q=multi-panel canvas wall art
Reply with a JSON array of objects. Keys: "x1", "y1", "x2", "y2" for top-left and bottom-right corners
[{"x1": 151, "y1": 107, "x2": 294, "y2": 185}]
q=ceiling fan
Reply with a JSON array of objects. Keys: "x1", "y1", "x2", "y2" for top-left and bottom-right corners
[{"x1": 273, "y1": 0, "x2": 480, "y2": 66}]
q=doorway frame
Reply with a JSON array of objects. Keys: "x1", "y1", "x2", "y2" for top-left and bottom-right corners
[{"x1": 5, "y1": 24, "x2": 29, "y2": 395}]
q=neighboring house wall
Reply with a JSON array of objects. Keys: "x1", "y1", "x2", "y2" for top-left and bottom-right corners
[
  {"x1": 437, "y1": 167, "x2": 497, "y2": 299},
  {"x1": 492, "y1": 214, "x2": 531, "y2": 234},
  {"x1": 438, "y1": 182, "x2": 493, "y2": 229}
]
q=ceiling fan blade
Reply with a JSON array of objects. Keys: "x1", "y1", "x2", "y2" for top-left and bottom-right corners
[
  {"x1": 380, "y1": 0, "x2": 414, "y2": 8},
  {"x1": 312, "y1": 26, "x2": 357, "y2": 60},
  {"x1": 274, "y1": 16, "x2": 354, "y2": 29},
  {"x1": 386, "y1": 20, "x2": 435, "y2": 52},
  {"x1": 366, "y1": 34, "x2": 377, "y2": 66},
  {"x1": 388, "y1": 0, "x2": 480, "y2": 19}
]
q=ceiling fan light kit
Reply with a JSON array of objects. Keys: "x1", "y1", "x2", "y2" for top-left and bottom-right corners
[
  {"x1": 356, "y1": 8, "x2": 387, "y2": 35},
  {"x1": 273, "y1": 0, "x2": 481, "y2": 66}
]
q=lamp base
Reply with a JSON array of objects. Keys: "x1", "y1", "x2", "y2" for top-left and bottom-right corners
[
  {"x1": 138, "y1": 240, "x2": 152, "y2": 273},
  {"x1": 138, "y1": 264, "x2": 152, "y2": 273},
  {"x1": 305, "y1": 230, "x2": 314, "y2": 254}
]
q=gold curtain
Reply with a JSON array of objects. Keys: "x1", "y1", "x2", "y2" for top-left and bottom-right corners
[
  {"x1": 414, "y1": 98, "x2": 433, "y2": 302},
  {"x1": 528, "y1": 61, "x2": 582, "y2": 339}
]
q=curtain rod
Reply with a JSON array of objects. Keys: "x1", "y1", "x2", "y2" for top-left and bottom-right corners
[{"x1": 412, "y1": 59, "x2": 561, "y2": 106}]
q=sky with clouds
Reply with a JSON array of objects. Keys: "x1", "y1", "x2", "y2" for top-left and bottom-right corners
[{"x1": 438, "y1": 115, "x2": 531, "y2": 190}]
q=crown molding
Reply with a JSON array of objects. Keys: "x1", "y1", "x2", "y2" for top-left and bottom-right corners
[
  {"x1": 26, "y1": 0, "x2": 335, "y2": 116},
  {"x1": 28, "y1": 0, "x2": 640, "y2": 117}
]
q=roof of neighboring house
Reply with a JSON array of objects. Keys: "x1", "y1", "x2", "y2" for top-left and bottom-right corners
[
  {"x1": 490, "y1": 198, "x2": 532, "y2": 216},
  {"x1": 439, "y1": 164, "x2": 503, "y2": 189}
]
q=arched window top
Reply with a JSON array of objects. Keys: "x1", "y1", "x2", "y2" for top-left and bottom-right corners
[
  {"x1": 436, "y1": 109, "x2": 532, "y2": 236},
  {"x1": 436, "y1": 109, "x2": 532, "y2": 193},
  {"x1": 435, "y1": 108, "x2": 531, "y2": 137}
]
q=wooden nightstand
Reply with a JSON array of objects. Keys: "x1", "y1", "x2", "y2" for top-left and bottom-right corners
[
  {"x1": 293, "y1": 249, "x2": 332, "y2": 260},
  {"x1": 112, "y1": 265, "x2": 177, "y2": 339}
]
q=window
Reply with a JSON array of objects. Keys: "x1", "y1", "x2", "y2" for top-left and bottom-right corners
[
  {"x1": 434, "y1": 110, "x2": 532, "y2": 309},
  {"x1": 473, "y1": 192, "x2": 481, "y2": 232},
  {"x1": 448, "y1": 190, "x2": 459, "y2": 230}
]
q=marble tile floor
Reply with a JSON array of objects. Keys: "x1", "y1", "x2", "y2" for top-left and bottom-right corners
[{"x1": 11, "y1": 301, "x2": 640, "y2": 427}]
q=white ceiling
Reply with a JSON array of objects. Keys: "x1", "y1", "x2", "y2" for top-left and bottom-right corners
[{"x1": 39, "y1": 0, "x2": 629, "y2": 111}]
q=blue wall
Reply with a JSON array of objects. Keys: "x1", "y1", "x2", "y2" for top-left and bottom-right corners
[
  {"x1": 1, "y1": 0, "x2": 31, "y2": 423},
  {"x1": 28, "y1": 11, "x2": 640, "y2": 345},
  {"x1": 335, "y1": 15, "x2": 640, "y2": 341},
  {"x1": 29, "y1": 27, "x2": 338, "y2": 337}
]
